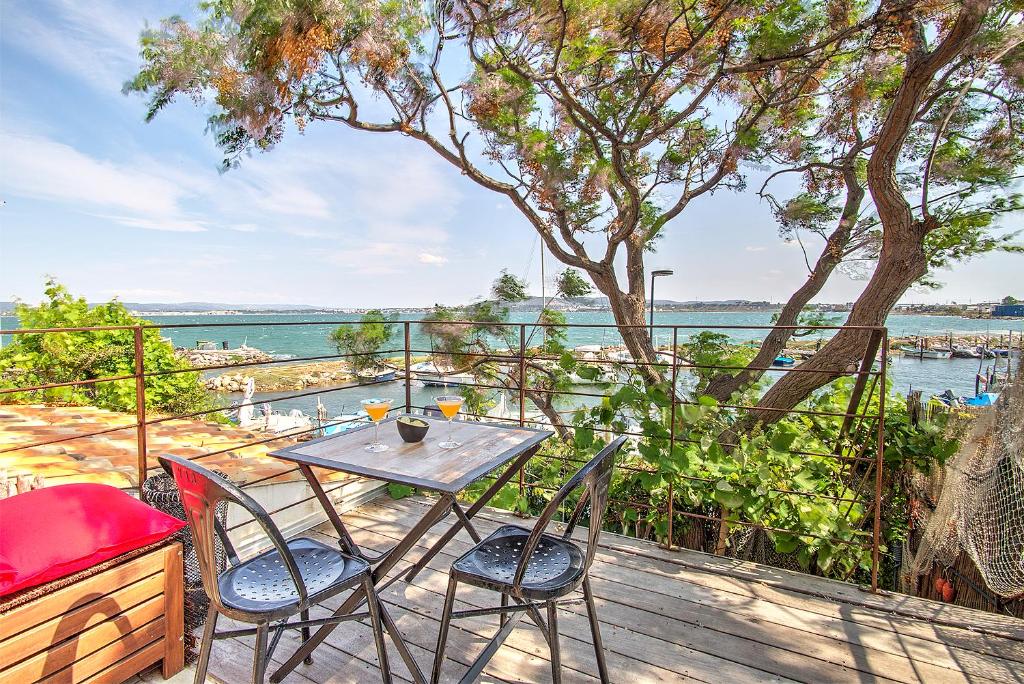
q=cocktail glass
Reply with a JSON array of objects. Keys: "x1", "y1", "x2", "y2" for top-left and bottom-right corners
[
  {"x1": 434, "y1": 395, "x2": 464, "y2": 449},
  {"x1": 361, "y1": 398, "x2": 393, "y2": 452}
]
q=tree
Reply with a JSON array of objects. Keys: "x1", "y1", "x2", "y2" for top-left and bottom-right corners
[
  {"x1": 1003, "y1": 295, "x2": 1020, "y2": 305},
  {"x1": 707, "y1": 0, "x2": 1024, "y2": 403},
  {"x1": 0, "y1": 280, "x2": 216, "y2": 416},
  {"x1": 748, "y1": 0, "x2": 1024, "y2": 424},
  {"x1": 330, "y1": 310, "x2": 396, "y2": 372},
  {"x1": 555, "y1": 268, "x2": 593, "y2": 299},
  {"x1": 126, "y1": 0, "x2": 906, "y2": 375}
]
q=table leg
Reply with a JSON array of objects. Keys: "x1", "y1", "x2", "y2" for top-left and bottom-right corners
[
  {"x1": 270, "y1": 495, "x2": 452, "y2": 684},
  {"x1": 405, "y1": 446, "x2": 538, "y2": 582}
]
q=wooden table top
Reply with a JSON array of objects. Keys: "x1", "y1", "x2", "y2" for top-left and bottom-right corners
[{"x1": 269, "y1": 414, "x2": 552, "y2": 493}]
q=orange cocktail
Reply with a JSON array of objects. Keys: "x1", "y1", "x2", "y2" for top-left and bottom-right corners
[
  {"x1": 434, "y1": 395, "x2": 463, "y2": 449},
  {"x1": 360, "y1": 398, "x2": 392, "y2": 452}
]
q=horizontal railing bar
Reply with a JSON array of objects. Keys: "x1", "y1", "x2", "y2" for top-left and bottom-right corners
[
  {"x1": 143, "y1": 377, "x2": 399, "y2": 426},
  {"x1": 0, "y1": 422, "x2": 138, "y2": 454},
  {"x1": 1, "y1": 321, "x2": 888, "y2": 335},
  {"x1": 518, "y1": 480, "x2": 872, "y2": 547},
  {"x1": 408, "y1": 405, "x2": 874, "y2": 463},
  {"x1": 143, "y1": 349, "x2": 404, "y2": 380},
  {"x1": 0, "y1": 373, "x2": 138, "y2": 395}
]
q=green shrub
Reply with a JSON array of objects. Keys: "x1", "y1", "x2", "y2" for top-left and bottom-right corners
[{"x1": 0, "y1": 280, "x2": 219, "y2": 417}]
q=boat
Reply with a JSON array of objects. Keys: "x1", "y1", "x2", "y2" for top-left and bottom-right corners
[
  {"x1": 606, "y1": 349, "x2": 634, "y2": 363},
  {"x1": 356, "y1": 368, "x2": 397, "y2": 384},
  {"x1": 898, "y1": 345, "x2": 953, "y2": 359},
  {"x1": 410, "y1": 361, "x2": 474, "y2": 387},
  {"x1": 951, "y1": 346, "x2": 982, "y2": 359},
  {"x1": 772, "y1": 356, "x2": 796, "y2": 367},
  {"x1": 323, "y1": 412, "x2": 370, "y2": 436}
]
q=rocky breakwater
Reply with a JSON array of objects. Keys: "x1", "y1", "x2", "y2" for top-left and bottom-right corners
[
  {"x1": 179, "y1": 344, "x2": 273, "y2": 368},
  {"x1": 206, "y1": 360, "x2": 354, "y2": 392}
]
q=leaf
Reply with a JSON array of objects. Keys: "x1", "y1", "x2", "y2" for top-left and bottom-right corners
[
  {"x1": 714, "y1": 480, "x2": 745, "y2": 509},
  {"x1": 770, "y1": 427, "x2": 798, "y2": 452},
  {"x1": 387, "y1": 483, "x2": 415, "y2": 499}
]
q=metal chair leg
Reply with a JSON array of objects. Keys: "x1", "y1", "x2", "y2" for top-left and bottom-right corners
[
  {"x1": 252, "y1": 623, "x2": 270, "y2": 684},
  {"x1": 194, "y1": 604, "x2": 218, "y2": 684},
  {"x1": 582, "y1": 577, "x2": 609, "y2": 683},
  {"x1": 431, "y1": 576, "x2": 459, "y2": 684},
  {"x1": 499, "y1": 593, "x2": 508, "y2": 628},
  {"x1": 299, "y1": 609, "x2": 313, "y2": 664},
  {"x1": 547, "y1": 601, "x2": 562, "y2": 684},
  {"x1": 363, "y1": 576, "x2": 393, "y2": 684}
]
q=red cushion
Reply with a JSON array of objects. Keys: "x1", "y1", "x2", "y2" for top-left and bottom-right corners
[{"x1": 0, "y1": 483, "x2": 186, "y2": 597}]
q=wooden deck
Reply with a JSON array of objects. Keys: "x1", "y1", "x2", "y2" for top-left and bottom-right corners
[{"x1": 184, "y1": 495, "x2": 1023, "y2": 683}]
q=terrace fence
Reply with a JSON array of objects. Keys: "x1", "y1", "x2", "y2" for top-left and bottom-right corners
[{"x1": 0, "y1": 320, "x2": 888, "y2": 590}]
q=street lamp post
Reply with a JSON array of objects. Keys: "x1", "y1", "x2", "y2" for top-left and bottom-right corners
[{"x1": 649, "y1": 269, "x2": 674, "y2": 345}]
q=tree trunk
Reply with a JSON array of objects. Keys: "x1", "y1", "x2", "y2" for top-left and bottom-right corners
[
  {"x1": 590, "y1": 264, "x2": 663, "y2": 384},
  {"x1": 738, "y1": 0, "x2": 991, "y2": 426},
  {"x1": 705, "y1": 174, "x2": 864, "y2": 402}
]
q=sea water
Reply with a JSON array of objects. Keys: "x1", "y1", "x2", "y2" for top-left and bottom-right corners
[{"x1": 2, "y1": 312, "x2": 1020, "y2": 417}]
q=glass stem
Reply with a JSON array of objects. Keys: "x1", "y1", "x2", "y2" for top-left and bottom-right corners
[
  {"x1": 374, "y1": 421, "x2": 379, "y2": 445},
  {"x1": 449, "y1": 418, "x2": 454, "y2": 443}
]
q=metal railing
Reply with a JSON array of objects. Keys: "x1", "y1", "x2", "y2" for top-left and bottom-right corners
[{"x1": 0, "y1": 319, "x2": 887, "y2": 590}]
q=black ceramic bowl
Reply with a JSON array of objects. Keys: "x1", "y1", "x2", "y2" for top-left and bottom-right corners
[{"x1": 396, "y1": 416, "x2": 429, "y2": 443}]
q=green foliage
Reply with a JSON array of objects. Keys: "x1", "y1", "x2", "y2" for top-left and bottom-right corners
[
  {"x1": 1003, "y1": 295, "x2": 1020, "y2": 305},
  {"x1": 0, "y1": 280, "x2": 218, "y2": 417},
  {"x1": 771, "y1": 308, "x2": 839, "y2": 337},
  {"x1": 330, "y1": 310, "x2": 396, "y2": 372},
  {"x1": 555, "y1": 268, "x2": 593, "y2": 299},
  {"x1": 491, "y1": 270, "x2": 529, "y2": 303}
]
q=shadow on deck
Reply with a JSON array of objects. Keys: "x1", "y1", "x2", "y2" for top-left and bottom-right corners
[{"x1": 160, "y1": 495, "x2": 1023, "y2": 684}]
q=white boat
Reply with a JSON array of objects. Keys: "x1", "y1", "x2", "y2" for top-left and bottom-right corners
[
  {"x1": 410, "y1": 361, "x2": 474, "y2": 387},
  {"x1": 606, "y1": 349, "x2": 634, "y2": 363},
  {"x1": 323, "y1": 412, "x2": 370, "y2": 436},
  {"x1": 898, "y1": 346, "x2": 953, "y2": 359},
  {"x1": 356, "y1": 368, "x2": 397, "y2": 384}
]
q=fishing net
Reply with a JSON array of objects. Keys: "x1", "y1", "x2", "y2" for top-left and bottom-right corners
[{"x1": 903, "y1": 358, "x2": 1024, "y2": 598}]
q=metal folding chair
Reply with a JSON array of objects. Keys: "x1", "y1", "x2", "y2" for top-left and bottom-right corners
[
  {"x1": 158, "y1": 454, "x2": 392, "y2": 684},
  {"x1": 430, "y1": 436, "x2": 626, "y2": 684}
]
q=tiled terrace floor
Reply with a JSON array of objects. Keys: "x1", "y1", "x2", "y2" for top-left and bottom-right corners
[{"x1": 148, "y1": 496, "x2": 1023, "y2": 683}]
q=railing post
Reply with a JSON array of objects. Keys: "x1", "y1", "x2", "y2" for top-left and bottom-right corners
[
  {"x1": 133, "y1": 325, "x2": 149, "y2": 502},
  {"x1": 517, "y1": 324, "x2": 527, "y2": 510},
  {"x1": 663, "y1": 327, "x2": 679, "y2": 550},
  {"x1": 404, "y1": 322, "x2": 412, "y2": 412},
  {"x1": 872, "y1": 328, "x2": 888, "y2": 593}
]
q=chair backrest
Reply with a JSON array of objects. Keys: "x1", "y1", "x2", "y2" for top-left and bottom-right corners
[
  {"x1": 158, "y1": 454, "x2": 309, "y2": 614},
  {"x1": 513, "y1": 436, "x2": 626, "y2": 587}
]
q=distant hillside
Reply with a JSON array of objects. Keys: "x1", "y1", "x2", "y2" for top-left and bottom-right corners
[{"x1": 0, "y1": 301, "x2": 319, "y2": 315}]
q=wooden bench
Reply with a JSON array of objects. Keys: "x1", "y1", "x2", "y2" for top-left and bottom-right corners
[{"x1": 0, "y1": 543, "x2": 184, "y2": 683}]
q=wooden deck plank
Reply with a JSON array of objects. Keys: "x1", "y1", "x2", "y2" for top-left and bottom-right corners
[
  {"x1": 363, "y1": 498, "x2": 1024, "y2": 682},
  {"x1": 329, "y1": 504, "x2": 866, "y2": 683},
  {"x1": 188, "y1": 493, "x2": 1023, "y2": 684},
  {"x1": 359, "y1": 496, "x2": 1024, "y2": 683}
]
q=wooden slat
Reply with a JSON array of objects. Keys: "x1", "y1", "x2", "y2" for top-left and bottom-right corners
[
  {"x1": 0, "y1": 573, "x2": 163, "y2": 667},
  {"x1": 160, "y1": 544, "x2": 184, "y2": 678},
  {"x1": 80, "y1": 638, "x2": 165, "y2": 684},
  {"x1": 40, "y1": 619, "x2": 164, "y2": 684},
  {"x1": 1, "y1": 598, "x2": 165, "y2": 682},
  {"x1": 0, "y1": 549, "x2": 165, "y2": 642}
]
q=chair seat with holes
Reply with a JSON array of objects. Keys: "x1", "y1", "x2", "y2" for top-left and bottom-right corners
[
  {"x1": 450, "y1": 525, "x2": 585, "y2": 600},
  {"x1": 218, "y1": 537, "x2": 369, "y2": 616}
]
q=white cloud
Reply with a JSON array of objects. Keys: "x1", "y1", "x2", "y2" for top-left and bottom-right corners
[
  {"x1": 100, "y1": 215, "x2": 208, "y2": 233},
  {"x1": 3, "y1": 0, "x2": 143, "y2": 92},
  {"x1": 745, "y1": 245, "x2": 768, "y2": 252},
  {"x1": 3, "y1": 132, "x2": 183, "y2": 216},
  {"x1": 418, "y1": 252, "x2": 448, "y2": 265}
]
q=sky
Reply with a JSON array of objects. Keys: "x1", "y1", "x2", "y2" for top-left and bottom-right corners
[{"x1": 1, "y1": 0, "x2": 1021, "y2": 309}]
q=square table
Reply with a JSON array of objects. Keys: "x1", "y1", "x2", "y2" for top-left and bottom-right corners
[{"x1": 266, "y1": 413, "x2": 552, "y2": 683}]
